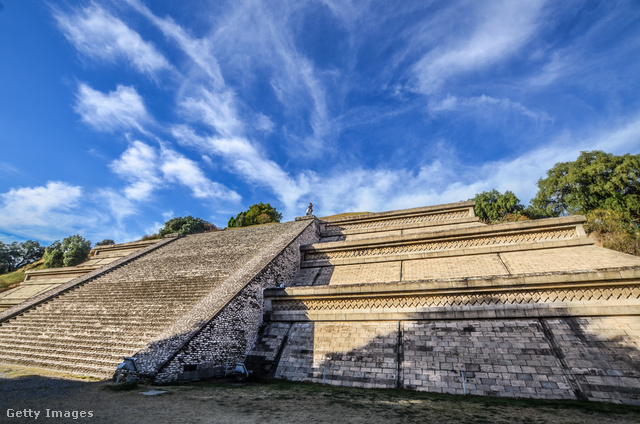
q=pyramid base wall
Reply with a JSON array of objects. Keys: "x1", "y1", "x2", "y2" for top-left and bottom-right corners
[{"x1": 248, "y1": 315, "x2": 640, "y2": 404}]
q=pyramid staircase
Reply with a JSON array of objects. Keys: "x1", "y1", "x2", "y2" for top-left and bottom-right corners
[{"x1": 0, "y1": 220, "x2": 315, "y2": 379}]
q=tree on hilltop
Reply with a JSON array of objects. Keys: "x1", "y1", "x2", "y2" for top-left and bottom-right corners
[
  {"x1": 471, "y1": 190, "x2": 525, "y2": 223},
  {"x1": 43, "y1": 235, "x2": 92, "y2": 268},
  {"x1": 531, "y1": 150, "x2": 640, "y2": 219},
  {"x1": 95, "y1": 239, "x2": 115, "y2": 247},
  {"x1": 228, "y1": 203, "x2": 282, "y2": 228},
  {"x1": 158, "y1": 216, "x2": 218, "y2": 237},
  {"x1": 0, "y1": 240, "x2": 45, "y2": 274}
]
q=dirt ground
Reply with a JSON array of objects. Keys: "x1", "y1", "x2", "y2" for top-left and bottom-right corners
[{"x1": 0, "y1": 365, "x2": 639, "y2": 424}]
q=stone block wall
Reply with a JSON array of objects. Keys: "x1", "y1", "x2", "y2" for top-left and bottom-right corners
[
  {"x1": 272, "y1": 322, "x2": 398, "y2": 388},
  {"x1": 249, "y1": 317, "x2": 640, "y2": 404},
  {"x1": 402, "y1": 320, "x2": 575, "y2": 399}
]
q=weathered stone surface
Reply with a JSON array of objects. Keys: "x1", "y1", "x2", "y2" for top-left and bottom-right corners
[
  {"x1": 0, "y1": 220, "x2": 318, "y2": 380},
  {"x1": 0, "y1": 240, "x2": 159, "y2": 312},
  {"x1": 250, "y1": 202, "x2": 640, "y2": 405}
]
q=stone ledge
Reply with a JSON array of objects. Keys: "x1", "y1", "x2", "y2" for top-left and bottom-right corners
[
  {"x1": 91, "y1": 239, "x2": 160, "y2": 255},
  {"x1": 321, "y1": 216, "x2": 483, "y2": 237},
  {"x1": 305, "y1": 216, "x2": 586, "y2": 252},
  {"x1": 269, "y1": 266, "x2": 640, "y2": 297},
  {"x1": 301, "y1": 238, "x2": 594, "y2": 268},
  {"x1": 266, "y1": 301, "x2": 640, "y2": 322},
  {"x1": 24, "y1": 267, "x2": 98, "y2": 279},
  {"x1": 320, "y1": 201, "x2": 476, "y2": 224}
]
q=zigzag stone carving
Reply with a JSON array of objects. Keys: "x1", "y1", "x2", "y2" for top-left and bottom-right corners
[
  {"x1": 271, "y1": 285, "x2": 640, "y2": 312},
  {"x1": 305, "y1": 228, "x2": 578, "y2": 261},
  {"x1": 323, "y1": 210, "x2": 471, "y2": 233}
]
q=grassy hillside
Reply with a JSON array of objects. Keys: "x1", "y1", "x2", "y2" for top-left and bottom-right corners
[{"x1": 0, "y1": 260, "x2": 43, "y2": 294}]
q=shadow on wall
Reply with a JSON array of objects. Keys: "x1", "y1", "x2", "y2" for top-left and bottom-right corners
[{"x1": 253, "y1": 314, "x2": 640, "y2": 404}]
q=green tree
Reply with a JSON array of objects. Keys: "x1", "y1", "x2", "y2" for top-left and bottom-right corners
[
  {"x1": 158, "y1": 216, "x2": 208, "y2": 237},
  {"x1": 43, "y1": 235, "x2": 92, "y2": 268},
  {"x1": 62, "y1": 235, "x2": 92, "y2": 267},
  {"x1": 228, "y1": 203, "x2": 282, "y2": 228},
  {"x1": 0, "y1": 242, "x2": 11, "y2": 274},
  {"x1": 0, "y1": 240, "x2": 45, "y2": 273},
  {"x1": 95, "y1": 239, "x2": 115, "y2": 247},
  {"x1": 531, "y1": 151, "x2": 640, "y2": 219},
  {"x1": 472, "y1": 190, "x2": 524, "y2": 223},
  {"x1": 43, "y1": 241, "x2": 64, "y2": 268}
]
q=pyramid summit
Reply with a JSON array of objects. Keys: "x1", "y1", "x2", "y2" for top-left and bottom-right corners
[{"x1": 1, "y1": 201, "x2": 639, "y2": 404}]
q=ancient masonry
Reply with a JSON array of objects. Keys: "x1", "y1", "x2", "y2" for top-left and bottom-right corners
[
  {"x1": 0, "y1": 220, "x2": 317, "y2": 380},
  {"x1": 0, "y1": 240, "x2": 159, "y2": 312},
  {"x1": 0, "y1": 202, "x2": 639, "y2": 404}
]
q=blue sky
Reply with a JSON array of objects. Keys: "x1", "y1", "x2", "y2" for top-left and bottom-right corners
[{"x1": 1, "y1": 1, "x2": 639, "y2": 245}]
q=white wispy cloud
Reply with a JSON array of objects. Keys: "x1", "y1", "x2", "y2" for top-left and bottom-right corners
[
  {"x1": 160, "y1": 148, "x2": 241, "y2": 202},
  {"x1": 303, "y1": 111, "x2": 640, "y2": 217},
  {"x1": 75, "y1": 83, "x2": 151, "y2": 133},
  {"x1": 213, "y1": 1, "x2": 331, "y2": 153},
  {"x1": 178, "y1": 87, "x2": 243, "y2": 139},
  {"x1": 53, "y1": 3, "x2": 171, "y2": 77},
  {"x1": 123, "y1": 0, "x2": 225, "y2": 87},
  {"x1": 172, "y1": 126, "x2": 307, "y2": 210},
  {"x1": 429, "y1": 94, "x2": 552, "y2": 123},
  {"x1": 127, "y1": 0, "x2": 332, "y2": 155},
  {"x1": 412, "y1": 0, "x2": 546, "y2": 93},
  {"x1": 109, "y1": 140, "x2": 241, "y2": 204},
  {"x1": 94, "y1": 188, "x2": 139, "y2": 223},
  {"x1": 109, "y1": 140, "x2": 161, "y2": 201},
  {"x1": 0, "y1": 181, "x2": 91, "y2": 241},
  {"x1": 0, "y1": 162, "x2": 20, "y2": 177}
]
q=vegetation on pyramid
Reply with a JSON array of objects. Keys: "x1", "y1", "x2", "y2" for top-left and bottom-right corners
[
  {"x1": 228, "y1": 203, "x2": 282, "y2": 228},
  {"x1": 42, "y1": 235, "x2": 91, "y2": 268},
  {"x1": 472, "y1": 151, "x2": 640, "y2": 256}
]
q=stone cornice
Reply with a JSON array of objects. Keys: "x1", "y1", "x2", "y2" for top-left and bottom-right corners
[
  {"x1": 265, "y1": 268, "x2": 640, "y2": 322},
  {"x1": 320, "y1": 201, "x2": 476, "y2": 225}
]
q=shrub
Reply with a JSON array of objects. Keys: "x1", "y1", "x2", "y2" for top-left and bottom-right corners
[
  {"x1": 95, "y1": 239, "x2": 115, "y2": 247},
  {"x1": 228, "y1": 203, "x2": 282, "y2": 228},
  {"x1": 43, "y1": 235, "x2": 92, "y2": 268},
  {"x1": 158, "y1": 216, "x2": 208, "y2": 237}
]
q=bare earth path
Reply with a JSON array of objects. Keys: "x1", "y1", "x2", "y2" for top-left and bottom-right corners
[{"x1": 0, "y1": 366, "x2": 639, "y2": 424}]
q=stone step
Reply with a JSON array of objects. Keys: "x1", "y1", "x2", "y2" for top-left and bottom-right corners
[
  {"x1": 0, "y1": 344, "x2": 134, "y2": 364},
  {"x1": 8, "y1": 315, "x2": 177, "y2": 327},
  {"x1": 0, "y1": 322, "x2": 171, "y2": 334},
  {"x1": 51, "y1": 292, "x2": 213, "y2": 301},
  {"x1": 43, "y1": 296, "x2": 211, "y2": 306},
  {"x1": 84, "y1": 288, "x2": 218, "y2": 296},
  {"x1": 0, "y1": 350, "x2": 121, "y2": 370},
  {"x1": 0, "y1": 326, "x2": 163, "y2": 340},
  {"x1": 32, "y1": 302, "x2": 201, "y2": 312},
  {"x1": 0, "y1": 356, "x2": 116, "y2": 379},
  {"x1": 0, "y1": 332, "x2": 152, "y2": 348},
  {"x1": 3, "y1": 314, "x2": 181, "y2": 326},
  {"x1": 0, "y1": 339, "x2": 145, "y2": 354}
]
